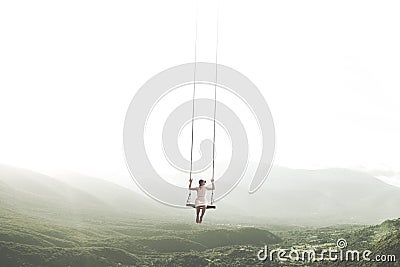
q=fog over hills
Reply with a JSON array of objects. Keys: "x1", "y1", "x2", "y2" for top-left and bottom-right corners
[
  {"x1": 0, "y1": 164, "x2": 399, "y2": 226},
  {"x1": 0, "y1": 164, "x2": 164, "y2": 220},
  {"x1": 0, "y1": 164, "x2": 106, "y2": 217},
  {"x1": 225, "y1": 167, "x2": 400, "y2": 225}
]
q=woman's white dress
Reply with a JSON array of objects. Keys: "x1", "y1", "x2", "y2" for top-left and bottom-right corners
[{"x1": 195, "y1": 186, "x2": 212, "y2": 207}]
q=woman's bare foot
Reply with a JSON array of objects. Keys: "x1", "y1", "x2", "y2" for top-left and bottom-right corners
[
  {"x1": 196, "y1": 217, "x2": 199, "y2": 223},
  {"x1": 199, "y1": 217, "x2": 203, "y2": 224}
]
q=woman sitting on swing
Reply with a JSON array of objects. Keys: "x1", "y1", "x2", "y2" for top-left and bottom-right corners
[{"x1": 189, "y1": 178, "x2": 215, "y2": 223}]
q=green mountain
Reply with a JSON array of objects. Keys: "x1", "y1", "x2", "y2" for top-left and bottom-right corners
[
  {"x1": 374, "y1": 229, "x2": 400, "y2": 260},
  {"x1": 347, "y1": 218, "x2": 400, "y2": 251},
  {"x1": 319, "y1": 218, "x2": 400, "y2": 266}
]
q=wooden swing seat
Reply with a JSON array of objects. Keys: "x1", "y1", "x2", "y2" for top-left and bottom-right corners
[{"x1": 186, "y1": 203, "x2": 216, "y2": 209}]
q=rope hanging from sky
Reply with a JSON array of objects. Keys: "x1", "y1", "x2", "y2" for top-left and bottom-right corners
[
  {"x1": 187, "y1": 1, "x2": 219, "y2": 205},
  {"x1": 187, "y1": 3, "x2": 198, "y2": 205}
]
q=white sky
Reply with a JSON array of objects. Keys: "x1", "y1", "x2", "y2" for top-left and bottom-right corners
[{"x1": 0, "y1": 0, "x2": 400, "y2": 188}]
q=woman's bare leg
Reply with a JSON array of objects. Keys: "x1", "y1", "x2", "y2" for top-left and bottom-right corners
[
  {"x1": 199, "y1": 206, "x2": 206, "y2": 223},
  {"x1": 196, "y1": 207, "x2": 200, "y2": 223}
]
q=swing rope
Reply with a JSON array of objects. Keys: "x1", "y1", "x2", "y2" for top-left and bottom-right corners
[
  {"x1": 210, "y1": 4, "x2": 219, "y2": 205},
  {"x1": 187, "y1": 0, "x2": 220, "y2": 206},
  {"x1": 187, "y1": 4, "x2": 198, "y2": 205}
]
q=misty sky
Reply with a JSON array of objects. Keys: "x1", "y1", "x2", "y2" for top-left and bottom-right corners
[{"x1": 0, "y1": 0, "x2": 400, "y2": 188}]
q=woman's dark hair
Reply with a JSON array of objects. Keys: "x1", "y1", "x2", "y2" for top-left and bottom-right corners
[{"x1": 199, "y1": 179, "x2": 205, "y2": 186}]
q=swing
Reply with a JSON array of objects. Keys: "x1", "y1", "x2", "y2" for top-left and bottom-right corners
[
  {"x1": 185, "y1": 5, "x2": 219, "y2": 210},
  {"x1": 186, "y1": 203, "x2": 216, "y2": 209}
]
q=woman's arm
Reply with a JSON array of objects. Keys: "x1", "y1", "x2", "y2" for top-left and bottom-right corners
[
  {"x1": 207, "y1": 178, "x2": 215, "y2": 190},
  {"x1": 189, "y1": 179, "x2": 197, "y2": 190}
]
